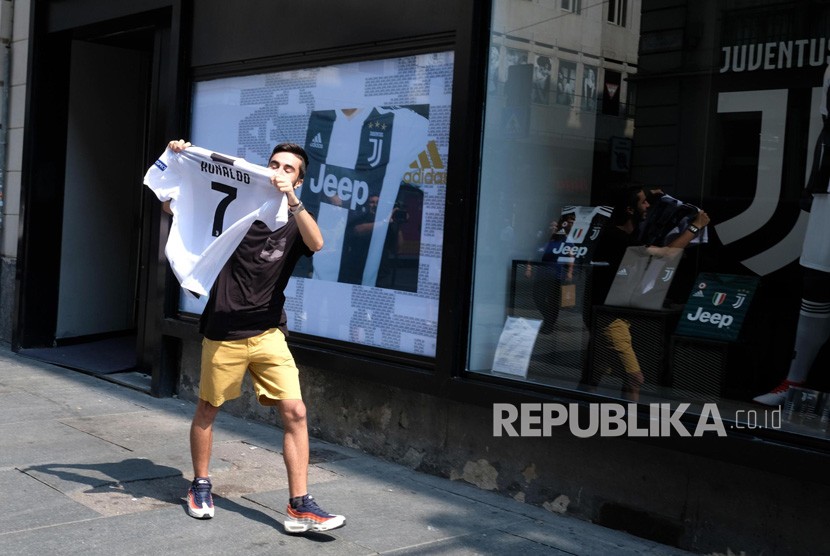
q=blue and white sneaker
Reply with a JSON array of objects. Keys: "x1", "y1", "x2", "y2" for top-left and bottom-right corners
[
  {"x1": 285, "y1": 494, "x2": 345, "y2": 533},
  {"x1": 187, "y1": 477, "x2": 215, "y2": 519}
]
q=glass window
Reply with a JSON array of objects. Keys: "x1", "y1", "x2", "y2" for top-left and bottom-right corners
[
  {"x1": 556, "y1": 60, "x2": 577, "y2": 106},
  {"x1": 472, "y1": 0, "x2": 830, "y2": 441},
  {"x1": 179, "y1": 52, "x2": 454, "y2": 358},
  {"x1": 608, "y1": 0, "x2": 627, "y2": 26}
]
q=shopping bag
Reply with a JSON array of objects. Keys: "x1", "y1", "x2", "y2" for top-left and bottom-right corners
[
  {"x1": 604, "y1": 246, "x2": 683, "y2": 309},
  {"x1": 674, "y1": 272, "x2": 759, "y2": 341}
]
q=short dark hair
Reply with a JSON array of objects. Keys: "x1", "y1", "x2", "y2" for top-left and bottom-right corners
[
  {"x1": 270, "y1": 143, "x2": 309, "y2": 179},
  {"x1": 605, "y1": 183, "x2": 645, "y2": 225}
]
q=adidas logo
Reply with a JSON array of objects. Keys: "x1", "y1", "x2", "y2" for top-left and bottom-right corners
[
  {"x1": 310, "y1": 132, "x2": 324, "y2": 149},
  {"x1": 693, "y1": 290, "x2": 705, "y2": 298},
  {"x1": 616, "y1": 268, "x2": 628, "y2": 276},
  {"x1": 403, "y1": 140, "x2": 446, "y2": 185}
]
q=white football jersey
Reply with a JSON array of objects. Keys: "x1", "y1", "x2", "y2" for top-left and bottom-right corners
[{"x1": 144, "y1": 146, "x2": 288, "y2": 296}]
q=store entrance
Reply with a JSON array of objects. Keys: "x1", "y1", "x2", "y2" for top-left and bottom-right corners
[{"x1": 17, "y1": 23, "x2": 157, "y2": 391}]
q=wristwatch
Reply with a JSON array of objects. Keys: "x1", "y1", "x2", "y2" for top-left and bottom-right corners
[
  {"x1": 687, "y1": 224, "x2": 700, "y2": 235},
  {"x1": 289, "y1": 201, "x2": 306, "y2": 215}
]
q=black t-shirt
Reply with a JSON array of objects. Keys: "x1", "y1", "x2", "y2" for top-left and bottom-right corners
[{"x1": 200, "y1": 216, "x2": 313, "y2": 341}]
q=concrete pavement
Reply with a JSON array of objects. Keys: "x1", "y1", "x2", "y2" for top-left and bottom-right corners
[{"x1": 0, "y1": 345, "x2": 696, "y2": 555}]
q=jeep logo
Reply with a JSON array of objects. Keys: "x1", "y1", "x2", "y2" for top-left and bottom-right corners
[
  {"x1": 686, "y1": 307, "x2": 734, "y2": 329},
  {"x1": 307, "y1": 163, "x2": 369, "y2": 210},
  {"x1": 550, "y1": 243, "x2": 588, "y2": 258}
]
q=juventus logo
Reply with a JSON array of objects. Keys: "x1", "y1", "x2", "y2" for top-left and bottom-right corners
[
  {"x1": 715, "y1": 89, "x2": 814, "y2": 276},
  {"x1": 732, "y1": 293, "x2": 747, "y2": 309},
  {"x1": 661, "y1": 268, "x2": 675, "y2": 282},
  {"x1": 589, "y1": 226, "x2": 602, "y2": 240},
  {"x1": 368, "y1": 138, "x2": 383, "y2": 167}
]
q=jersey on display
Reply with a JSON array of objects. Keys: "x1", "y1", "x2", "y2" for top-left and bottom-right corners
[
  {"x1": 144, "y1": 146, "x2": 288, "y2": 296},
  {"x1": 299, "y1": 105, "x2": 430, "y2": 288},
  {"x1": 674, "y1": 273, "x2": 759, "y2": 341},
  {"x1": 541, "y1": 205, "x2": 613, "y2": 264}
]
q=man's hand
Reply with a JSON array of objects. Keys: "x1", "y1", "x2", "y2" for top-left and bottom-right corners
[
  {"x1": 269, "y1": 172, "x2": 302, "y2": 206},
  {"x1": 169, "y1": 139, "x2": 191, "y2": 153},
  {"x1": 691, "y1": 210, "x2": 710, "y2": 229},
  {"x1": 270, "y1": 173, "x2": 298, "y2": 194},
  {"x1": 161, "y1": 139, "x2": 190, "y2": 215}
]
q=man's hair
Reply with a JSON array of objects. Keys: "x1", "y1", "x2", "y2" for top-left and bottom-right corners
[
  {"x1": 605, "y1": 183, "x2": 645, "y2": 225},
  {"x1": 270, "y1": 143, "x2": 309, "y2": 179}
]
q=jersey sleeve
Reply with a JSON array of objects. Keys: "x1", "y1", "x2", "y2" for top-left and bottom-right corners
[{"x1": 143, "y1": 147, "x2": 182, "y2": 202}]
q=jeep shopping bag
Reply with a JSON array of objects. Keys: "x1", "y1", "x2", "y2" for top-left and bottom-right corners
[
  {"x1": 675, "y1": 273, "x2": 759, "y2": 341},
  {"x1": 604, "y1": 246, "x2": 683, "y2": 310}
]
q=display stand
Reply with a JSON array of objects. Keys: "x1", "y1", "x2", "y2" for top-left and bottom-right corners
[{"x1": 667, "y1": 336, "x2": 730, "y2": 400}]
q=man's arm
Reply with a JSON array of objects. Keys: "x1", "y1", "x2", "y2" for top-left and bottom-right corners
[
  {"x1": 274, "y1": 173, "x2": 324, "y2": 252},
  {"x1": 291, "y1": 202, "x2": 324, "y2": 252},
  {"x1": 666, "y1": 210, "x2": 710, "y2": 249}
]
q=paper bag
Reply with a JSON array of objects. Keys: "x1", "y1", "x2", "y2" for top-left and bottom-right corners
[{"x1": 604, "y1": 246, "x2": 683, "y2": 310}]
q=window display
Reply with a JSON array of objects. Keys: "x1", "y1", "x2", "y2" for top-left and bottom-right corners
[
  {"x1": 181, "y1": 52, "x2": 454, "y2": 358},
  {"x1": 472, "y1": 0, "x2": 830, "y2": 440}
]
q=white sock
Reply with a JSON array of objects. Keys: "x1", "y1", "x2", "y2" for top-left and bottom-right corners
[{"x1": 785, "y1": 300, "x2": 830, "y2": 383}]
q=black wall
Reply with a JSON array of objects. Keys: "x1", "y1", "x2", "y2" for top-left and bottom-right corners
[{"x1": 190, "y1": 0, "x2": 464, "y2": 71}]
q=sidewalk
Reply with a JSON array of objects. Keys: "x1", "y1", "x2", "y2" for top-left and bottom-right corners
[{"x1": 0, "y1": 346, "x2": 695, "y2": 555}]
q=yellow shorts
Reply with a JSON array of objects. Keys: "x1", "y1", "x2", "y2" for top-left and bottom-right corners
[
  {"x1": 199, "y1": 328, "x2": 302, "y2": 407},
  {"x1": 599, "y1": 318, "x2": 642, "y2": 375}
]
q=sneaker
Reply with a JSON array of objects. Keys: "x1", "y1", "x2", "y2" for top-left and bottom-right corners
[
  {"x1": 187, "y1": 477, "x2": 215, "y2": 519},
  {"x1": 284, "y1": 494, "x2": 345, "y2": 533},
  {"x1": 752, "y1": 379, "x2": 804, "y2": 406}
]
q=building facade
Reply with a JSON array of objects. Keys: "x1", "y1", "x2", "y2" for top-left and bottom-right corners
[{"x1": 2, "y1": 1, "x2": 829, "y2": 553}]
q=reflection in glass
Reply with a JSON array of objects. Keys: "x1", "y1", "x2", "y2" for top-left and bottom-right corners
[{"x1": 471, "y1": 0, "x2": 830, "y2": 441}]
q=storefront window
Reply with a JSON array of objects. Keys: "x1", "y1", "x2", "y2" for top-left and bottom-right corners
[
  {"x1": 180, "y1": 52, "x2": 454, "y2": 357},
  {"x1": 470, "y1": 0, "x2": 830, "y2": 440}
]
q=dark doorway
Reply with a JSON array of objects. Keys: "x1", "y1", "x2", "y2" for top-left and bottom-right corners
[{"x1": 17, "y1": 20, "x2": 160, "y2": 392}]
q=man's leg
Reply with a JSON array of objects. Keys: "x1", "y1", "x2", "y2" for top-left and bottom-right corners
[
  {"x1": 187, "y1": 398, "x2": 221, "y2": 519},
  {"x1": 248, "y1": 329, "x2": 344, "y2": 532},
  {"x1": 191, "y1": 398, "x2": 221, "y2": 478},
  {"x1": 277, "y1": 399, "x2": 309, "y2": 498},
  {"x1": 278, "y1": 398, "x2": 345, "y2": 533},
  {"x1": 605, "y1": 318, "x2": 644, "y2": 402}
]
